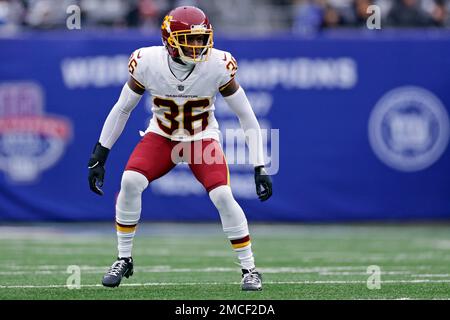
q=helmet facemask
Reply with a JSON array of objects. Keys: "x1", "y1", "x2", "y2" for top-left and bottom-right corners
[{"x1": 167, "y1": 26, "x2": 213, "y2": 64}]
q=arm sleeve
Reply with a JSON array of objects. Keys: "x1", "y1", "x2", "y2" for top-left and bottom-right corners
[
  {"x1": 98, "y1": 83, "x2": 142, "y2": 149},
  {"x1": 223, "y1": 86, "x2": 265, "y2": 167}
]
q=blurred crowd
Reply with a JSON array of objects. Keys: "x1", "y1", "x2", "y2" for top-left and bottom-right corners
[
  {"x1": 0, "y1": 0, "x2": 449, "y2": 34},
  {"x1": 292, "y1": 0, "x2": 450, "y2": 34}
]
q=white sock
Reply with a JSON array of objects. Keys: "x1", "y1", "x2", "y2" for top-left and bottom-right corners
[
  {"x1": 115, "y1": 170, "x2": 148, "y2": 258},
  {"x1": 117, "y1": 228, "x2": 136, "y2": 258},
  {"x1": 209, "y1": 185, "x2": 256, "y2": 270}
]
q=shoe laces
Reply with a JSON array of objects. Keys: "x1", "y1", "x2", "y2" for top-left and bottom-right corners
[
  {"x1": 107, "y1": 260, "x2": 128, "y2": 277},
  {"x1": 242, "y1": 270, "x2": 261, "y2": 285}
]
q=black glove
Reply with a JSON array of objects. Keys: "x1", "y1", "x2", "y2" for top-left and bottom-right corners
[
  {"x1": 88, "y1": 142, "x2": 110, "y2": 196},
  {"x1": 254, "y1": 165, "x2": 272, "y2": 201}
]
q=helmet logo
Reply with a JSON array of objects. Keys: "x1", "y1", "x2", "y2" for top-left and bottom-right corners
[{"x1": 162, "y1": 15, "x2": 173, "y2": 33}]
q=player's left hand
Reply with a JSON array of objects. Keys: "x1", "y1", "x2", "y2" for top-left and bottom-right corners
[
  {"x1": 88, "y1": 142, "x2": 110, "y2": 196},
  {"x1": 254, "y1": 166, "x2": 272, "y2": 201},
  {"x1": 88, "y1": 159, "x2": 105, "y2": 196}
]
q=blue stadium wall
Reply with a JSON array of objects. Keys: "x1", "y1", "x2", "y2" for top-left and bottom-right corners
[{"x1": 0, "y1": 30, "x2": 449, "y2": 222}]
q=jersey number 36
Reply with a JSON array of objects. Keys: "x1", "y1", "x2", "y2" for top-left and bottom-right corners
[{"x1": 154, "y1": 97, "x2": 210, "y2": 136}]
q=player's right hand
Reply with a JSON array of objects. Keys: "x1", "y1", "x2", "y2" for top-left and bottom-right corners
[{"x1": 88, "y1": 142, "x2": 110, "y2": 196}]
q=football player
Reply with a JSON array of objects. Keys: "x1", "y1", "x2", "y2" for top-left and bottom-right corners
[{"x1": 88, "y1": 6, "x2": 272, "y2": 291}]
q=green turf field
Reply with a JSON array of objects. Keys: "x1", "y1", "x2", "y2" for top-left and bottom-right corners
[{"x1": 0, "y1": 223, "x2": 449, "y2": 300}]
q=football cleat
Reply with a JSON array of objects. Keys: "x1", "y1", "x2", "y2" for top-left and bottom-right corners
[
  {"x1": 102, "y1": 257, "x2": 134, "y2": 288},
  {"x1": 241, "y1": 268, "x2": 263, "y2": 291}
]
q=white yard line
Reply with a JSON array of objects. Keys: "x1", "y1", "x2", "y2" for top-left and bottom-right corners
[
  {"x1": 2, "y1": 264, "x2": 449, "y2": 291},
  {"x1": 0, "y1": 266, "x2": 448, "y2": 277},
  {"x1": 2, "y1": 279, "x2": 450, "y2": 289},
  {"x1": 319, "y1": 271, "x2": 411, "y2": 276},
  {"x1": 0, "y1": 266, "x2": 381, "y2": 275},
  {"x1": 0, "y1": 265, "x2": 371, "y2": 271},
  {"x1": 410, "y1": 274, "x2": 450, "y2": 277}
]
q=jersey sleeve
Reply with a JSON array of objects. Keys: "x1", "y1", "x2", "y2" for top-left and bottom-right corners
[
  {"x1": 127, "y1": 48, "x2": 147, "y2": 90},
  {"x1": 218, "y1": 51, "x2": 238, "y2": 93}
]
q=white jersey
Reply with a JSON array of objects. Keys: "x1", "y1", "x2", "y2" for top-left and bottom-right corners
[{"x1": 128, "y1": 46, "x2": 238, "y2": 142}]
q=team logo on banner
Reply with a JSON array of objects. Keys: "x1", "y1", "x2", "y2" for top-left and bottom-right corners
[
  {"x1": 368, "y1": 86, "x2": 449, "y2": 172},
  {"x1": 0, "y1": 82, "x2": 72, "y2": 183}
]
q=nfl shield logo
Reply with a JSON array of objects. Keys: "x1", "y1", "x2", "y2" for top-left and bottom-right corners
[{"x1": 177, "y1": 85, "x2": 184, "y2": 91}]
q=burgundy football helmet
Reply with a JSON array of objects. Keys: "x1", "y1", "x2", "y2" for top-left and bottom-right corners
[{"x1": 161, "y1": 6, "x2": 213, "y2": 63}]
